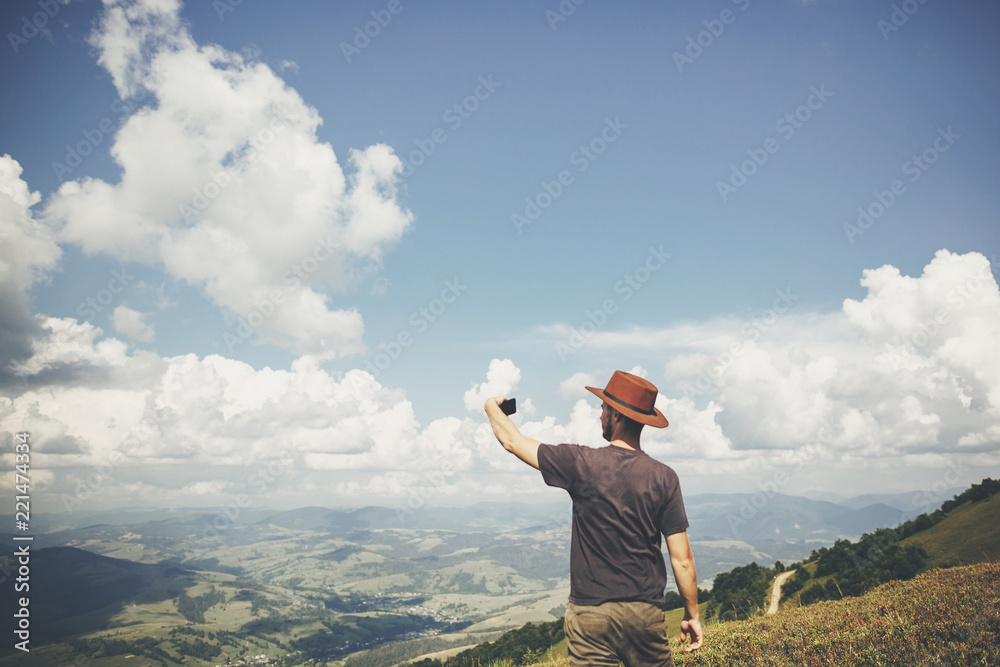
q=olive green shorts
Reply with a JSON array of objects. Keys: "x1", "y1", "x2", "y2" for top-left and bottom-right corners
[{"x1": 564, "y1": 601, "x2": 674, "y2": 667}]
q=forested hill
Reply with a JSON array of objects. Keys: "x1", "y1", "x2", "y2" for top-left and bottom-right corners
[
  {"x1": 409, "y1": 619, "x2": 564, "y2": 667},
  {"x1": 780, "y1": 477, "x2": 999, "y2": 607}
]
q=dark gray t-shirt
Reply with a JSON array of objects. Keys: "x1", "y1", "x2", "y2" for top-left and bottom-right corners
[{"x1": 537, "y1": 443, "x2": 689, "y2": 607}]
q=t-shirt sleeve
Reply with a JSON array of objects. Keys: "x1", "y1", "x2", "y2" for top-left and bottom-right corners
[
  {"x1": 537, "y1": 443, "x2": 578, "y2": 492},
  {"x1": 658, "y1": 472, "x2": 690, "y2": 537}
]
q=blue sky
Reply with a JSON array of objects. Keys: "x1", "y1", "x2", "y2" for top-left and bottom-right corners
[{"x1": 1, "y1": 0, "x2": 998, "y2": 512}]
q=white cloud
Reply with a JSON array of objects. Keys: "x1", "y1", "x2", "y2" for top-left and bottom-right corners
[
  {"x1": 0, "y1": 155, "x2": 63, "y2": 381},
  {"x1": 663, "y1": 250, "x2": 1000, "y2": 462},
  {"x1": 113, "y1": 305, "x2": 155, "y2": 342},
  {"x1": 42, "y1": 0, "x2": 412, "y2": 360},
  {"x1": 558, "y1": 372, "x2": 597, "y2": 400},
  {"x1": 23, "y1": 405, "x2": 89, "y2": 455},
  {"x1": 0, "y1": 155, "x2": 60, "y2": 288},
  {"x1": 2, "y1": 246, "x2": 995, "y2": 510},
  {"x1": 10, "y1": 317, "x2": 136, "y2": 381},
  {"x1": 626, "y1": 365, "x2": 648, "y2": 378},
  {"x1": 463, "y1": 358, "x2": 521, "y2": 412},
  {"x1": 511, "y1": 251, "x2": 1000, "y2": 490},
  {"x1": 642, "y1": 396, "x2": 740, "y2": 461},
  {"x1": 1, "y1": 324, "x2": 512, "y2": 508}
]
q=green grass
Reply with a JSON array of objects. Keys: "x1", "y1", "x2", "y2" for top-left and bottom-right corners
[
  {"x1": 664, "y1": 601, "x2": 709, "y2": 639},
  {"x1": 518, "y1": 563, "x2": 999, "y2": 667},
  {"x1": 902, "y1": 493, "x2": 1000, "y2": 567}
]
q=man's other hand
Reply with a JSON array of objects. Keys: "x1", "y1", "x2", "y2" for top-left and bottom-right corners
[{"x1": 679, "y1": 616, "x2": 703, "y2": 652}]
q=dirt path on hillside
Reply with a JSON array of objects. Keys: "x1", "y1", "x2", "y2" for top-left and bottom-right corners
[{"x1": 768, "y1": 569, "x2": 797, "y2": 615}]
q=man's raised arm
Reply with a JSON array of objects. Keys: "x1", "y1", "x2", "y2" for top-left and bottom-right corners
[{"x1": 484, "y1": 396, "x2": 541, "y2": 470}]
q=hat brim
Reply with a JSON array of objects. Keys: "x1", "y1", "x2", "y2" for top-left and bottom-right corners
[{"x1": 586, "y1": 386, "x2": 669, "y2": 428}]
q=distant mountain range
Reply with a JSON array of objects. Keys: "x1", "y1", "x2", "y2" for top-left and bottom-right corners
[
  {"x1": 258, "y1": 501, "x2": 574, "y2": 533},
  {"x1": 682, "y1": 491, "x2": 950, "y2": 543},
  {"x1": 2, "y1": 489, "x2": 957, "y2": 597},
  {"x1": 6, "y1": 487, "x2": 959, "y2": 542}
]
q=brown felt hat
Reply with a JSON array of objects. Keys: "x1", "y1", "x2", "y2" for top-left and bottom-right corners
[{"x1": 586, "y1": 370, "x2": 669, "y2": 428}]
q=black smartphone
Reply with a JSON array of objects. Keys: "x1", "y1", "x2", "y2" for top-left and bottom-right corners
[{"x1": 500, "y1": 398, "x2": 517, "y2": 415}]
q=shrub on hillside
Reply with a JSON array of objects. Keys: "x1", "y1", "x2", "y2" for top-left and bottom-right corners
[
  {"x1": 414, "y1": 619, "x2": 564, "y2": 667},
  {"x1": 663, "y1": 587, "x2": 712, "y2": 611},
  {"x1": 779, "y1": 568, "x2": 810, "y2": 602},
  {"x1": 705, "y1": 562, "x2": 776, "y2": 621},
  {"x1": 800, "y1": 533, "x2": 930, "y2": 604}
]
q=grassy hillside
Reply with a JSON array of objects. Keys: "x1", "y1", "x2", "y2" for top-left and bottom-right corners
[
  {"x1": 902, "y1": 491, "x2": 1000, "y2": 567},
  {"x1": 778, "y1": 478, "x2": 999, "y2": 608},
  {"x1": 0, "y1": 546, "x2": 197, "y2": 645},
  {"x1": 486, "y1": 479, "x2": 1000, "y2": 667},
  {"x1": 518, "y1": 562, "x2": 999, "y2": 667}
]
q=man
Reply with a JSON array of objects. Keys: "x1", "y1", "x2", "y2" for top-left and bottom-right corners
[{"x1": 484, "y1": 370, "x2": 703, "y2": 666}]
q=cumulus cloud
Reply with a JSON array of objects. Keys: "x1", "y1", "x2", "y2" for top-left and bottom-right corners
[
  {"x1": 664, "y1": 250, "x2": 1000, "y2": 463},
  {"x1": 42, "y1": 0, "x2": 413, "y2": 360},
  {"x1": 0, "y1": 155, "x2": 62, "y2": 384},
  {"x1": 642, "y1": 396, "x2": 740, "y2": 462},
  {"x1": 520, "y1": 252, "x2": 1000, "y2": 490},
  {"x1": 2, "y1": 242, "x2": 996, "y2": 509},
  {"x1": 113, "y1": 305, "x2": 155, "y2": 342},
  {"x1": 0, "y1": 349, "x2": 605, "y2": 509},
  {"x1": 1, "y1": 332, "x2": 541, "y2": 509},
  {"x1": 559, "y1": 372, "x2": 598, "y2": 400},
  {"x1": 463, "y1": 358, "x2": 521, "y2": 412},
  {"x1": 23, "y1": 405, "x2": 89, "y2": 455}
]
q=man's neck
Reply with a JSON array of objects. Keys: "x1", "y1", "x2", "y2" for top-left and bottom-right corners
[{"x1": 609, "y1": 439, "x2": 641, "y2": 451}]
